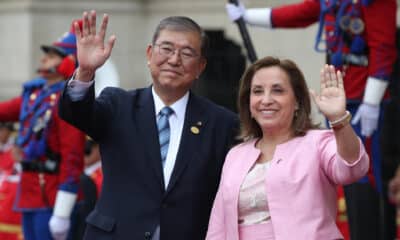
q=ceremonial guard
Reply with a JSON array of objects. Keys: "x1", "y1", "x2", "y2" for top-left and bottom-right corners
[
  {"x1": 335, "y1": 185, "x2": 349, "y2": 240},
  {"x1": 72, "y1": 138, "x2": 102, "y2": 240},
  {"x1": 0, "y1": 21, "x2": 85, "y2": 240},
  {"x1": 226, "y1": 0, "x2": 397, "y2": 239},
  {"x1": 0, "y1": 123, "x2": 16, "y2": 176},
  {"x1": 0, "y1": 122, "x2": 22, "y2": 240},
  {"x1": 83, "y1": 139, "x2": 102, "y2": 198}
]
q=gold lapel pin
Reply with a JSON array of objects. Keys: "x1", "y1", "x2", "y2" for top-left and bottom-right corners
[{"x1": 190, "y1": 126, "x2": 200, "y2": 135}]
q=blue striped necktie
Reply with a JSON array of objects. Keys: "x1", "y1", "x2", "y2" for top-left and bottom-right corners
[{"x1": 157, "y1": 106, "x2": 173, "y2": 167}]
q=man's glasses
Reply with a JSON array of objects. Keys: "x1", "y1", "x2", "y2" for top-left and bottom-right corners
[{"x1": 153, "y1": 43, "x2": 199, "y2": 61}]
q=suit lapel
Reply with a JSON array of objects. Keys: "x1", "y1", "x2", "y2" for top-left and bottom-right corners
[
  {"x1": 166, "y1": 93, "x2": 207, "y2": 194},
  {"x1": 135, "y1": 87, "x2": 165, "y2": 190}
]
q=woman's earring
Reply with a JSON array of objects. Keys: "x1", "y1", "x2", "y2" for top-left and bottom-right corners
[{"x1": 294, "y1": 105, "x2": 299, "y2": 117}]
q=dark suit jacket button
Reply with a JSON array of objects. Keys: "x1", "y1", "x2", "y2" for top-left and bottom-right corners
[{"x1": 144, "y1": 231, "x2": 151, "y2": 239}]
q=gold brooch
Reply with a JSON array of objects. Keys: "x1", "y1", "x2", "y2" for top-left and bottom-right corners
[
  {"x1": 191, "y1": 126, "x2": 200, "y2": 134},
  {"x1": 190, "y1": 121, "x2": 202, "y2": 135}
]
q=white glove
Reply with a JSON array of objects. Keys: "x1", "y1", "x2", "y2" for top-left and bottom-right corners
[
  {"x1": 49, "y1": 190, "x2": 77, "y2": 240},
  {"x1": 226, "y1": 2, "x2": 273, "y2": 28},
  {"x1": 49, "y1": 215, "x2": 70, "y2": 240},
  {"x1": 226, "y1": 2, "x2": 246, "y2": 22},
  {"x1": 351, "y1": 103, "x2": 380, "y2": 137}
]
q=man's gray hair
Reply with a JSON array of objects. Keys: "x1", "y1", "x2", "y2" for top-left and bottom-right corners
[{"x1": 152, "y1": 16, "x2": 209, "y2": 58}]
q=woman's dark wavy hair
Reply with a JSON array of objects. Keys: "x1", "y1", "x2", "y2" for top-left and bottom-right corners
[{"x1": 237, "y1": 56, "x2": 319, "y2": 140}]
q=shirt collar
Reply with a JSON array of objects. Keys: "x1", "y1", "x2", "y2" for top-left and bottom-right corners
[{"x1": 151, "y1": 86, "x2": 189, "y2": 121}]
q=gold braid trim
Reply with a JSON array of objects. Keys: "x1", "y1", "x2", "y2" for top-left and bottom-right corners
[{"x1": 0, "y1": 222, "x2": 22, "y2": 234}]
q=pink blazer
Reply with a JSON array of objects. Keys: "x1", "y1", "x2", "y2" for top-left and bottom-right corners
[{"x1": 206, "y1": 130, "x2": 369, "y2": 240}]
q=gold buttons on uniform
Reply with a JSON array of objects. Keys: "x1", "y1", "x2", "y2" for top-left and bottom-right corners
[{"x1": 30, "y1": 93, "x2": 37, "y2": 101}]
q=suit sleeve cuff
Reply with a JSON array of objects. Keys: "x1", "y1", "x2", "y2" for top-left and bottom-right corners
[
  {"x1": 67, "y1": 79, "x2": 94, "y2": 102},
  {"x1": 363, "y1": 76, "x2": 388, "y2": 105}
]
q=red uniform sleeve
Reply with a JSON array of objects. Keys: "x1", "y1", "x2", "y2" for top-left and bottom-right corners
[
  {"x1": 0, "y1": 149, "x2": 16, "y2": 175},
  {"x1": 53, "y1": 109, "x2": 86, "y2": 193},
  {"x1": 362, "y1": 0, "x2": 397, "y2": 80},
  {"x1": 0, "y1": 97, "x2": 22, "y2": 122},
  {"x1": 271, "y1": 0, "x2": 320, "y2": 28}
]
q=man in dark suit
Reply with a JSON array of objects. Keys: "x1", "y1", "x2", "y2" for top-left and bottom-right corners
[{"x1": 58, "y1": 10, "x2": 238, "y2": 240}]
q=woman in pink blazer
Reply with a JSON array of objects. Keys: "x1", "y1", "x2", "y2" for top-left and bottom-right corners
[{"x1": 206, "y1": 57, "x2": 369, "y2": 240}]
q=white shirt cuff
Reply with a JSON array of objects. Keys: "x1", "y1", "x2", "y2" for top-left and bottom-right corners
[{"x1": 67, "y1": 79, "x2": 94, "y2": 101}]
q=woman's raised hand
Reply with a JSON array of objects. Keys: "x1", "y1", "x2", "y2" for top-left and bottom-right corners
[{"x1": 310, "y1": 65, "x2": 347, "y2": 122}]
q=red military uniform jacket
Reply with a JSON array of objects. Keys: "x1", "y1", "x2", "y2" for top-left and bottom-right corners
[
  {"x1": 0, "y1": 174, "x2": 23, "y2": 240},
  {"x1": 84, "y1": 161, "x2": 103, "y2": 198},
  {"x1": 0, "y1": 79, "x2": 85, "y2": 210},
  {"x1": 0, "y1": 139, "x2": 14, "y2": 175},
  {"x1": 270, "y1": 0, "x2": 397, "y2": 100},
  {"x1": 336, "y1": 185, "x2": 350, "y2": 240},
  {"x1": 0, "y1": 140, "x2": 22, "y2": 240}
]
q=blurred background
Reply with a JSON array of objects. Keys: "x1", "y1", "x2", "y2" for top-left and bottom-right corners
[{"x1": 0, "y1": 0, "x2": 399, "y2": 120}]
